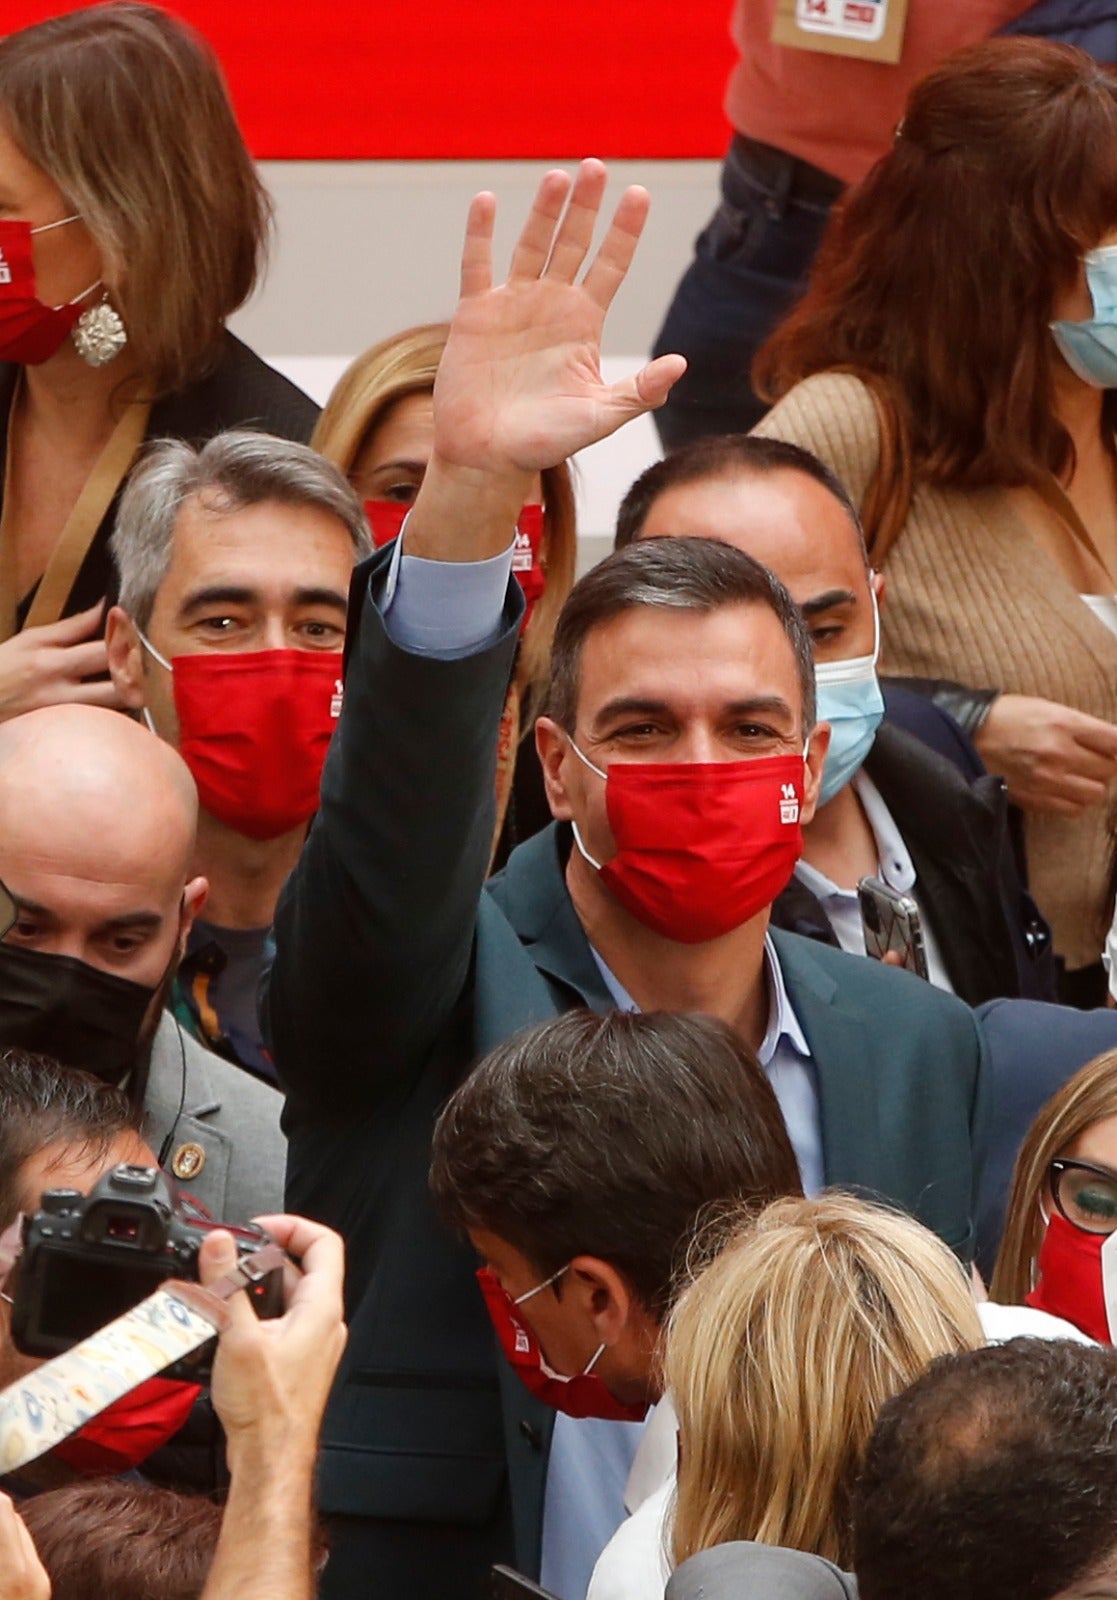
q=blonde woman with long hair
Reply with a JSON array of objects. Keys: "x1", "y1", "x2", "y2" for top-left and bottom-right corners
[
  {"x1": 992, "y1": 1047, "x2": 1117, "y2": 1342},
  {"x1": 313, "y1": 324, "x2": 578, "y2": 869},
  {"x1": 665, "y1": 1195, "x2": 984, "y2": 1572}
]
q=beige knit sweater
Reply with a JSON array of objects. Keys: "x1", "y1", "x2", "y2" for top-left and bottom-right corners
[{"x1": 755, "y1": 372, "x2": 1117, "y2": 970}]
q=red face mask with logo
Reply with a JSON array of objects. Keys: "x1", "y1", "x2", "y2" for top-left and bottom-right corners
[
  {"x1": 140, "y1": 637, "x2": 343, "y2": 841},
  {"x1": 476, "y1": 1266, "x2": 648, "y2": 1423},
  {"x1": 364, "y1": 501, "x2": 546, "y2": 634},
  {"x1": 569, "y1": 744, "x2": 807, "y2": 945},
  {"x1": 1026, "y1": 1211, "x2": 1117, "y2": 1344},
  {"x1": 51, "y1": 1375, "x2": 201, "y2": 1474},
  {"x1": 0, "y1": 217, "x2": 94, "y2": 365}
]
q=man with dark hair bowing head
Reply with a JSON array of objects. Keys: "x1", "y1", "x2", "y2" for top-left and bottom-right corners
[{"x1": 266, "y1": 160, "x2": 989, "y2": 1600}]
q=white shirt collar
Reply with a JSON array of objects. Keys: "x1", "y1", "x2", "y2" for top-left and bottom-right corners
[{"x1": 795, "y1": 771, "x2": 914, "y2": 902}]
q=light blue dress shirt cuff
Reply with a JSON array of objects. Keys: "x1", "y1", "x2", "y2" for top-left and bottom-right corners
[{"x1": 378, "y1": 515, "x2": 517, "y2": 658}]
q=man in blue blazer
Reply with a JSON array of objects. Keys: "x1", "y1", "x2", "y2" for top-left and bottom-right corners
[{"x1": 266, "y1": 162, "x2": 989, "y2": 1600}]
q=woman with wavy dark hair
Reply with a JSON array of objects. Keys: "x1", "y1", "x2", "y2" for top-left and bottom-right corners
[{"x1": 754, "y1": 38, "x2": 1117, "y2": 1002}]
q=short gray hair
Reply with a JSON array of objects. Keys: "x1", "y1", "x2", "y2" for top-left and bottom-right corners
[{"x1": 111, "y1": 429, "x2": 372, "y2": 628}]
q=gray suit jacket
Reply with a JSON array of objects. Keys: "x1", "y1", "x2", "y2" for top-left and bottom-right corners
[
  {"x1": 143, "y1": 1012, "x2": 286, "y2": 1222},
  {"x1": 667, "y1": 1544, "x2": 859, "y2": 1600}
]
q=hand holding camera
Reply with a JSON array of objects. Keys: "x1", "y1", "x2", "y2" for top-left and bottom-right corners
[{"x1": 9, "y1": 1165, "x2": 285, "y2": 1377}]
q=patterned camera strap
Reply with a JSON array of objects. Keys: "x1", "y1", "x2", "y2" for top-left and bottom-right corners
[{"x1": 0, "y1": 1243, "x2": 287, "y2": 1473}]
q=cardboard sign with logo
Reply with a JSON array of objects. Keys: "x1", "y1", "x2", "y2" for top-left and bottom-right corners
[{"x1": 772, "y1": 0, "x2": 908, "y2": 64}]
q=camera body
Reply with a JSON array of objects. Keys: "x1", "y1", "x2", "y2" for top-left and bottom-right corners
[{"x1": 10, "y1": 1164, "x2": 283, "y2": 1369}]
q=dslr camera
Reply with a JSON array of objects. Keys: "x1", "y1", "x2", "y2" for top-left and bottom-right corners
[{"x1": 10, "y1": 1164, "x2": 283, "y2": 1372}]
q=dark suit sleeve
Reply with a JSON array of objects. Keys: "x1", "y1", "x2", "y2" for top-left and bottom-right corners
[{"x1": 264, "y1": 551, "x2": 522, "y2": 1123}]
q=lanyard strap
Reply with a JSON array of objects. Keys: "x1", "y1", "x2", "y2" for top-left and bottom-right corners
[
  {"x1": 0, "y1": 1244, "x2": 287, "y2": 1473},
  {"x1": 0, "y1": 386, "x2": 151, "y2": 640}
]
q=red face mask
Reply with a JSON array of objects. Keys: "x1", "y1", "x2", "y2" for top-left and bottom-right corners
[
  {"x1": 141, "y1": 638, "x2": 343, "y2": 841},
  {"x1": 510, "y1": 503, "x2": 546, "y2": 632},
  {"x1": 1026, "y1": 1210, "x2": 1117, "y2": 1344},
  {"x1": 51, "y1": 1375, "x2": 201, "y2": 1474},
  {"x1": 364, "y1": 500, "x2": 546, "y2": 633},
  {"x1": 569, "y1": 744, "x2": 806, "y2": 944},
  {"x1": 364, "y1": 499, "x2": 409, "y2": 549},
  {"x1": 0, "y1": 217, "x2": 93, "y2": 365},
  {"x1": 476, "y1": 1266, "x2": 648, "y2": 1423}
]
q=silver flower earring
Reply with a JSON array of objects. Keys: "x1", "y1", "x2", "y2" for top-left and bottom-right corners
[{"x1": 72, "y1": 292, "x2": 128, "y2": 367}]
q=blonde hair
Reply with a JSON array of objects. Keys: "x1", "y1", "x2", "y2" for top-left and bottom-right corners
[
  {"x1": 991, "y1": 1048, "x2": 1117, "y2": 1306},
  {"x1": 313, "y1": 323, "x2": 577, "y2": 713},
  {"x1": 0, "y1": 4, "x2": 270, "y2": 397},
  {"x1": 665, "y1": 1194, "x2": 984, "y2": 1569}
]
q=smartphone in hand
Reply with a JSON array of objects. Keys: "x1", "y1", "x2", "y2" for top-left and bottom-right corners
[{"x1": 858, "y1": 875, "x2": 929, "y2": 980}]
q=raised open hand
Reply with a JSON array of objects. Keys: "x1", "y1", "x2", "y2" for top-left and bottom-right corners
[{"x1": 433, "y1": 159, "x2": 686, "y2": 476}]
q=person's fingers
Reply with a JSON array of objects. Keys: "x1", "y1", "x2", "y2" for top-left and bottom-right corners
[
  {"x1": 881, "y1": 951, "x2": 905, "y2": 968},
  {"x1": 251, "y1": 1213, "x2": 341, "y2": 1263},
  {"x1": 196, "y1": 1229, "x2": 258, "y2": 1335},
  {"x1": 34, "y1": 600, "x2": 106, "y2": 645},
  {"x1": 544, "y1": 158, "x2": 608, "y2": 284},
  {"x1": 459, "y1": 192, "x2": 496, "y2": 299},
  {"x1": 1053, "y1": 742, "x2": 1117, "y2": 784},
  {"x1": 252, "y1": 1216, "x2": 345, "y2": 1319},
  {"x1": 51, "y1": 639, "x2": 111, "y2": 681},
  {"x1": 632, "y1": 352, "x2": 688, "y2": 410},
  {"x1": 594, "y1": 353, "x2": 688, "y2": 433},
  {"x1": 1011, "y1": 777, "x2": 1102, "y2": 816},
  {"x1": 1069, "y1": 713, "x2": 1117, "y2": 760},
  {"x1": 508, "y1": 169, "x2": 572, "y2": 282},
  {"x1": 580, "y1": 185, "x2": 652, "y2": 312},
  {"x1": 0, "y1": 1494, "x2": 50, "y2": 1600},
  {"x1": 62, "y1": 680, "x2": 126, "y2": 709},
  {"x1": 1011, "y1": 791, "x2": 1088, "y2": 818}
]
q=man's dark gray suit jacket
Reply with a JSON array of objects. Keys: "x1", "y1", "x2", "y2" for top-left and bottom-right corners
[{"x1": 265, "y1": 552, "x2": 989, "y2": 1600}]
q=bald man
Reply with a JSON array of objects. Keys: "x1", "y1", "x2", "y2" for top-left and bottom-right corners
[{"x1": 0, "y1": 704, "x2": 284, "y2": 1222}]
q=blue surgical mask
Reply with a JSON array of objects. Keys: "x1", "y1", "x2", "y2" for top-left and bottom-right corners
[
  {"x1": 814, "y1": 592, "x2": 885, "y2": 806},
  {"x1": 1050, "y1": 246, "x2": 1117, "y2": 388}
]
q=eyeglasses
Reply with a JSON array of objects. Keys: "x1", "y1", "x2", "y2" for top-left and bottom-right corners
[{"x1": 1049, "y1": 1158, "x2": 1117, "y2": 1235}]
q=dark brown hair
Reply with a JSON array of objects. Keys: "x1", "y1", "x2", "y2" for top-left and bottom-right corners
[
  {"x1": 0, "y1": 1050, "x2": 138, "y2": 1231},
  {"x1": 613, "y1": 433, "x2": 865, "y2": 554},
  {"x1": 755, "y1": 38, "x2": 1117, "y2": 557},
  {"x1": 854, "y1": 1339, "x2": 1117, "y2": 1600},
  {"x1": 0, "y1": 3, "x2": 271, "y2": 396},
  {"x1": 19, "y1": 1480, "x2": 221, "y2": 1600},
  {"x1": 430, "y1": 1009, "x2": 802, "y2": 1319},
  {"x1": 544, "y1": 534, "x2": 816, "y2": 733}
]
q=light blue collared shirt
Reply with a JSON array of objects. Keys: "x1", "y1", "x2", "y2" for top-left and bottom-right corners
[
  {"x1": 590, "y1": 935, "x2": 824, "y2": 1197},
  {"x1": 379, "y1": 519, "x2": 516, "y2": 656}
]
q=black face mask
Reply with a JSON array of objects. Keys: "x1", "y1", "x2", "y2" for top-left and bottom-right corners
[{"x1": 0, "y1": 942, "x2": 157, "y2": 1090}]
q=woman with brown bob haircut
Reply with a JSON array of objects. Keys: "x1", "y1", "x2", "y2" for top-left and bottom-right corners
[
  {"x1": 314, "y1": 322, "x2": 578, "y2": 869},
  {"x1": 753, "y1": 38, "x2": 1117, "y2": 1002},
  {"x1": 0, "y1": 3, "x2": 317, "y2": 719}
]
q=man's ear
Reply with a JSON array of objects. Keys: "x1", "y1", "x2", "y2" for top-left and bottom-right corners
[
  {"x1": 870, "y1": 568, "x2": 886, "y2": 610},
  {"x1": 567, "y1": 1255, "x2": 636, "y2": 1346},
  {"x1": 180, "y1": 877, "x2": 208, "y2": 953},
  {"x1": 105, "y1": 606, "x2": 146, "y2": 711},
  {"x1": 800, "y1": 721, "x2": 831, "y2": 826},
  {"x1": 535, "y1": 717, "x2": 575, "y2": 821}
]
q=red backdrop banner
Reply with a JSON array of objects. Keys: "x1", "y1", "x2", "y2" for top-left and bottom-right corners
[{"x1": 4, "y1": 2, "x2": 735, "y2": 160}]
